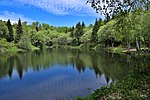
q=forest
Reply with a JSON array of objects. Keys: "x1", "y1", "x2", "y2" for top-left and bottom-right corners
[{"x1": 0, "y1": 8, "x2": 150, "y2": 54}]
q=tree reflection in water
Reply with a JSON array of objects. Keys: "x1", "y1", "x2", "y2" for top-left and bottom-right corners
[
  {"x1": 1, "y1": 49, "x2": 148, "y2": 100},
  {"x1": 0, "y1": 48, "x2": 133, "y2": 82}
]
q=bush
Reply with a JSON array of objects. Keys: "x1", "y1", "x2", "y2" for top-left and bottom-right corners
[
  {"x1": 0, "y1": 38, "x2": 15, "y2": 49},
  {"x1": 17, "y1": 33, "x2": 34, "y2": 50}
]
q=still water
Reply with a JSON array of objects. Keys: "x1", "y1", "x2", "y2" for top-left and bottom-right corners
[{"x1": 0, "y1": 48, "x2": 132, "y2": 100}]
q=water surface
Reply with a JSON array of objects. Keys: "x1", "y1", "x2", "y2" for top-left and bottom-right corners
[{"x1": 0, "y1": 49, "x2": 132, "y2": 100}]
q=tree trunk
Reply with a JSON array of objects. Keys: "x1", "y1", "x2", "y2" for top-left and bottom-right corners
[
  {"x1": 111, "y1": 40, "x2": 114, "y2": 47},
  {"x1": 136, "y1": 37, "x2": 140, "y2": 51},
  {"x1": 127, "y1": 40, "x2": 131, "y2": 52}
]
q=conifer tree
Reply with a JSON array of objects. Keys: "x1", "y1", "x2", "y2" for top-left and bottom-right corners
[
  {"x1": 6, "y1": 19, "x2": 14, "y2": 42},
  {"x1": 70, "y1": 26, "x2": 74, "y2": 37},
  {"x1": 15, "y1": 19, "x2": 23, "y2": 43},
  {"x1": 74, "y1": 22, "x2": 83, "y2": 41},
  {"x1": 91, "y1": 19, "x2": 102, "y2": 43},
  {"x1": 81, "y1": 21, "x2": 86, "y2": 29}
]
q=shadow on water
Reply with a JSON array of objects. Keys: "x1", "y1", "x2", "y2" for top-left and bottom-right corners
[{"x1": 0, "y1": 48, "x2": 139, "y2": 100}]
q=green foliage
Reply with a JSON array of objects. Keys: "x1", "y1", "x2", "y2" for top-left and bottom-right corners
[
  {"x1": 17, "y1": 32, "x2": 34, "y2": 50},
  {"x1": 42, "y1": 23, "x2": 49, "y2": 30},
  {"x1": 15, "y1": 19, "x2": 23, "y2": 43},
  {"x1": 81, "y1": 21, "x2": 86, "y2": 29},
  {"x1": 32, "y1": 21, "x2": 39, "y2": 27},
  {"x1": 91, "y1": 19, "x2": 102, "y2": 43},
  {"x1": 49, "y1": 25, "x2": 55, "y2": 31},
  {"x1": 31, "y1": 31, "x2": 46, "y2": 48},
  {"x1": 32, "y1": 21, "x2": 39, "y2": 31},
  {"x1": 0, "y1": 38, "x2": 14, "y2": 48},
  {"x1": 0, "y1": 20, "x2": 9, "y2": 39},
  {"x1": 0, "y1": 9, "x2": 149, "y2": 52},
  {"x1": 98, "y1": 20, "x2": 123, "y2": 47},
  {"x1": 56, "y1": 26, "x2": 68, "y2": 33},
  {"x1": 142, "y1": 10, "x2": 150, "y2": 48},
  {"x1": 69, "y1": 26, "x2": 74, "y2": 37},
  {"x1": 73, "y1": 22, "x2": 84, "y2": 45},
  {"x1": 88, "y1": 24, "x2": 93, "y2": 29},
  {"x1": 0, "y1": 38, "x2": 17, "y2": 53},
  {"x1": 6, "y1": 19, "x2": 14, "y2": 42},
  {"x1": 80, "y1": 28, "x2": 92, "y2": 44}
]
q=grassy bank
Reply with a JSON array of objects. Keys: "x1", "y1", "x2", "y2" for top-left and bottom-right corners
[{"x1": 77, "y1": 55, "x2": 150, "y2": 100}]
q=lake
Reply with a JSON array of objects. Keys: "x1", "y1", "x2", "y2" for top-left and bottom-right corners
[{"x1": 0, "y1": 48, "x2": 132, "y2": 100}]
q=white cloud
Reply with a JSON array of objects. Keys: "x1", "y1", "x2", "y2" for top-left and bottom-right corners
[
  {"x1": 15, "y1": 0, "x2": 99, "y2": 16},
  {"x1": 0, "y1": 11, "x2": 35, "y2": 24}
]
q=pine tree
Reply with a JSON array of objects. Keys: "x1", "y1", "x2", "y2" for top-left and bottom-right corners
[
  {"x1": 6, "y1": 19, "x2": 14, "y2": 42},
  {"x1": 70, "y1": 26, "x2": 74, "y2": 37},
  {"x1": 15, "y1": 19, "x2": 23, "y2": 43},
  {"x1": 91, "y1": 18, "x2": 102, "y2": 43},
  {"x1": 74, "y1": 22, "x2": 83, "y2": 40},
  {"x1": 81, "y1": 21, "x2": 86, "y2": 29},
  {"x1": 73, "y1": 22, "x2": 84, "y2": 45}
]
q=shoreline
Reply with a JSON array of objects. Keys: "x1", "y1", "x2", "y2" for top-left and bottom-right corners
[{"x1": 1, "y1": 44, "x2": 150, "y2": 55}]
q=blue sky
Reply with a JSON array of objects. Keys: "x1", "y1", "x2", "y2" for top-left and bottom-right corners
[{"x1": 0, "y1": 0, "x2": 104, "y2": 26}]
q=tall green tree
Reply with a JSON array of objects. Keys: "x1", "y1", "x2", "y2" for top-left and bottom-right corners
[
  {"x1": 82, "y1": 21, "x2": 86, "y2": 29},
  {"x1": 0, "y1": 20, "x2": 9, "y2": 39},
  {"x1": 91, "y1": 19, "x2": 102, "y2": 43},
  {"x1": 74, "y1": 22, "x2": 83, "y2": 40},
  {"x1": 69, "y1": 26, "x2": 74, "y2": 37},
  {"x1": 15, "y1": 19, "x2": 23, "y2": 43},
  {"x1": 6, "y1": 19, "x2": 14, "y2": 42}
]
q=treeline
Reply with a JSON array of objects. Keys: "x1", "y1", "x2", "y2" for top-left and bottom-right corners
[{"x1": 0, "y1": 9, "x2": 150, "y2": 52}]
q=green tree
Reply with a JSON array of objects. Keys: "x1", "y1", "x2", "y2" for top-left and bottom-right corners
[
  {"x1": 98, "y1": 20, "x2": 123, "y2": 47},
  {"x1": 88, "y1": 24, "x2": 93, "y2": 29},
  {"x1": 31, "y1": 31, "x2": 46, "y2": 49},
  {"x1": 6, "y1": 19, "x2": 14, "y2": 42},
  {"x1": 91, "y1": 19, "x2": 102, "y2": 43},
  {"x1": 69, "y1": 26, "x2": 74, "y2": 37},
  {"x1": 49, "y1": 25, "x2": 55, "y2": 31},
  {"x1": 74, "y1": 22, "x2": 84, "y2": 45},
  {"x1": 0, "y1": 20, "x2": 9, "y2": 39},
  {"x1": 32, "y1": 22, "x2": 39, "y2": 32},
  {"x1": 57, "y1": 27, "x2": 68, "y2": 33},
  {"x1": 42, "y1": 23, "x2": 49, "y2": 30},
  {"x1": 142, "y1": 10, "x2": 150, "y2": 48},
  {"x1": 82, "y1": 21, "x2": 86, "y2": 29},
  {"x1": 15, "y1": 19, "x2": 23, "y2": 43},
  {"x1": 17, "y1": 31, "x2": 33, "y2": 50},
  {"x1": 38, "y1": 24, "x2": 42, "y2": 31}
]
